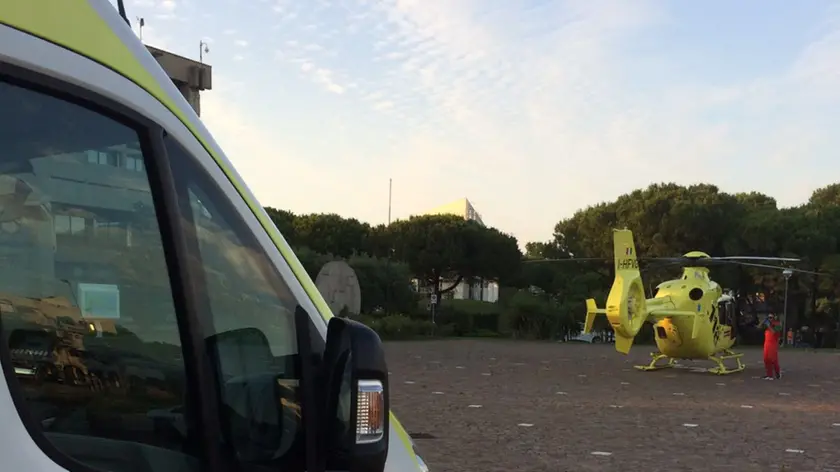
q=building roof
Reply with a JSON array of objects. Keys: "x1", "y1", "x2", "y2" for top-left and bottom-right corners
[{"x1": 422, "y1": 197, "x2": 484, "y2": 226}]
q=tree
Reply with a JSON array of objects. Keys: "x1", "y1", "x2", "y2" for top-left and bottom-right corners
[
  {"x1": 536, "y1": 181, "x2": 840, "y2": 344},
  {"x1": 291, "y1": 213, "x2": 372, "y2": 258},
  {"x1": 524, "y1": 241, "x2": 568, "y2": 260},
  {"x1": 347, "y1": 254, "x2": 417, "y2": 315},
  {"x1": 808, "y1": 183, "x2": 840, "y2": 207},
  {"x1": 385, "y1": 214, "x2": 522, "y2": 304},
  {"x1": 264, "y1": 207, "x2": 298, "y2": 244}
]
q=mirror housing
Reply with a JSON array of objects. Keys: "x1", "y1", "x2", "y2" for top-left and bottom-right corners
[{"x1": 321, "y1": 317, "x2": 389, "y2": 472}]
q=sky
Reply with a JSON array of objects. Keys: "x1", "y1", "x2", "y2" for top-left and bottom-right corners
[{"x1": 119, "y1": 0, "x2": 840, "y2": 245}]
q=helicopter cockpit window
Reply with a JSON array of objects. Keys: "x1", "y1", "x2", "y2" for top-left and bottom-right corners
[{"x1": 0, "y1": 79, "x2": 201, "y2": 471}]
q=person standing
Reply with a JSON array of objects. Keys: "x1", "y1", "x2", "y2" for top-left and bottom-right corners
[
  {"x1": 815, "y1": 326, "x2": 825, "y2": 349},
  {"x1": 762, "y1": 314, "x2": 783, "y2": 380}
]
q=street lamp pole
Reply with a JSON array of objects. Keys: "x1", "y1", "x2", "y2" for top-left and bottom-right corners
[
  {"x1": 782, "y1": 269, "x2": 793, "y2": 345},
  {"x1": 199, "y1": 40, "x2": 209, "y2": 64}
]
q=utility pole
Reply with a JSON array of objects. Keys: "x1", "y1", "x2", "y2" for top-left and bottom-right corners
[
  {"x1": 782, "y1": 269, "x2": 793, "y2": 345},
  {"x1": 385, "y1": 178, "x2": 392, "y2": 314},
  {"x1": 137, "y1": 17, "x2": 145, "y2": 41}
]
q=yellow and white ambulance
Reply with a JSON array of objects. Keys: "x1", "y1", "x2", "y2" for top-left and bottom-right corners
[{"x1": 0, "y1": 1, "x2": 427, "y2": 471}]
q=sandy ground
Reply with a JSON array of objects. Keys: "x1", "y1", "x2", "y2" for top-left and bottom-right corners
[{"x1": 384, "y1": 339, "x2": 840, "y2": 472}]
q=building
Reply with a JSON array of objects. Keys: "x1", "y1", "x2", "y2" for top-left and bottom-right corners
[
  {"x1": 5, "y1": 44, "x2": 212, "y2": 307},
  {"x1": 145, "y1": 45, "x2": 212, "y2": 116},
  {"x1": 418, "y1": 198, "x2": 499, "y2": 303},
  {"x1": 424, "y1": 198, "x2": 484, "y2": 226}
]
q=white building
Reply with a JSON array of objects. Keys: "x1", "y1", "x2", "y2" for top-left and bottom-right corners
[{"x1": 417, "y1": 198, "x2": 499, "y2": 303}]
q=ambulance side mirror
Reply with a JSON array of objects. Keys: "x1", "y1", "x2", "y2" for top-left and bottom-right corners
[{"x1": 321, "y1": 316, "x2": 389, "y2": 472}]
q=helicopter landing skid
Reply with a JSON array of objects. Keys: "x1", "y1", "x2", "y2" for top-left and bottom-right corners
[
  {"x1": 634, "y1": 352, "x2": 676, "y2": 371},
  {"x1": 706, "y1": 349, "x2": 745, "y2": 375}
]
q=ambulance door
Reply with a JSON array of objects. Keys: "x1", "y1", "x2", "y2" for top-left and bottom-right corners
[{"x1": 0, "y1": 61, "x2": 328, "y2": 472}]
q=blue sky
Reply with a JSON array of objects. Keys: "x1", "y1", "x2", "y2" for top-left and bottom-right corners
[{"x1": 120, "y1": 0, "x2": 840, "y2": 245}]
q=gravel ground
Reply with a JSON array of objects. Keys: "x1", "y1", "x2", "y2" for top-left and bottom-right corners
[{"x1": 385, "y1": 339, "x2": 840, "y2": 472}]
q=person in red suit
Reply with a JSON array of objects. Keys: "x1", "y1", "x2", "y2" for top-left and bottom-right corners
[{"x1": 761, "y1": 314, "x2": 783, "y2": 380}]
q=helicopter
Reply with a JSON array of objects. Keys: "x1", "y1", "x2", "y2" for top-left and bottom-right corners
[{"x1": 531, "y1": 228, "x2": 822, "y2": 375}]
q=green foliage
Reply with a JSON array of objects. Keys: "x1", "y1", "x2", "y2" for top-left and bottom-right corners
[
  {"x1": 265, "y1": 180, "x2": 840, "y2": 346},
  {"x1": 383, "y1": 214, "x2": 521, "y2": 294},
  {"x1": 434, "y1": 299, "x2": 504, "y2": 337},
  {"x1": 356, "y1": 314, "x2": 438, "y2": 340},
  {"x1": 347, "y1": 254, "x2": 418, "y2": 315},
  {"x1": 292, "y1": 245, "x2": 335, "y2": 279},
  {"x1": 550, "y1": 182, "x2": 840, "y2": 341}
]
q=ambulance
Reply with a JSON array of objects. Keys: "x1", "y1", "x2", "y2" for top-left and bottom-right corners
[{"x1": 0, "y1": 1, "x2": 428, "y2": 471}]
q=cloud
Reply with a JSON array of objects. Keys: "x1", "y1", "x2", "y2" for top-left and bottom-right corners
[
  {"x1": 201, "y1": 76, "x2": 367, "y2": 219},
  {"x1": 140, "y1": 0, "x2": 840, "y2": 243},
  {"x1": 234, "y1": 39, "x2": 249, "y2": 47},
  {"x1": 300, "y1": 0, "x2": 840, "y2": 242},
  {"x1": 135, "y1": 23, "x2": 170, "y2": 48},
  {"x1": 373, "y1": 100, "x2": 393, "y2": 111},
  {"x1": 159, "y1": 0, "x2": 176, "y2": 12}
]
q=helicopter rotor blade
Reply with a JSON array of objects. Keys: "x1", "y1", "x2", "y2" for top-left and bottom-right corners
[
  {"x1": 522, "y1": 257, "x2": 610, "y2": 263},
  {"x1": 709, "y1": 256, "x2": 802, "y2": 262},
  {"x1": 691, "y1": 259, "x2": 826, "y2": 276},
  {"x1": 521, "y1": 255, "x2": 831, "y2": 277}
]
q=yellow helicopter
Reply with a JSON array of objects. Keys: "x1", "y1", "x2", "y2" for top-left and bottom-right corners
[{"x1": 575, "y1": 229, "x2": 819, "y2": 375}]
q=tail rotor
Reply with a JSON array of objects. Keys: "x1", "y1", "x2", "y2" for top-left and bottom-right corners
[{"x1": 584, "y1": 229, "x2": 649, "y2": 354}]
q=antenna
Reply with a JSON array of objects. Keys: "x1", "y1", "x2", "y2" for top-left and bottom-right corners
[
  {"x1": 137, "y1": 17, "x2": 145, "y2": 41},
  {"x1": 117, "y1": 0, "x2": 131, "y2": 27}
]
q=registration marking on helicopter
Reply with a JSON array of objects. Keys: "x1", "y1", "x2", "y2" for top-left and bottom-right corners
[
  {"x1": 590, "y1": 451, "x2": 612, "y2": 457},
  {"x1": 683, "y1": 423, "x2": 698, "y2": 428},
  {"x1": 673, "y1": 392, "x2": 685, "y2": 396},
  {"x1": 740, "y1": 405, "x2": 754, "y2": 409},
  {"x1": 785, "y1": 449, "x2": 805, "y2": 454}
]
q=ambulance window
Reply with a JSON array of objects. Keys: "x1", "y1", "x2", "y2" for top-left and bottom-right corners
[
  {"x1": 0, "y1": 79, "x2": 201, "y2": 470},
  {"x1": 164, "y1": 136, "x2": 317, "y2": 471}
]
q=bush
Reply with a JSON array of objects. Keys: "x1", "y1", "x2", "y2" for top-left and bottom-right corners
[
  {"x1": 415, "y1": 299, "x2": 503, "y2": 337},
  {"x1": 347, "y1": 254, "x2": 419, "y2": 315},
  {"x1": 356, "y1": 313, "x2": 438, "y2": 340}
]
